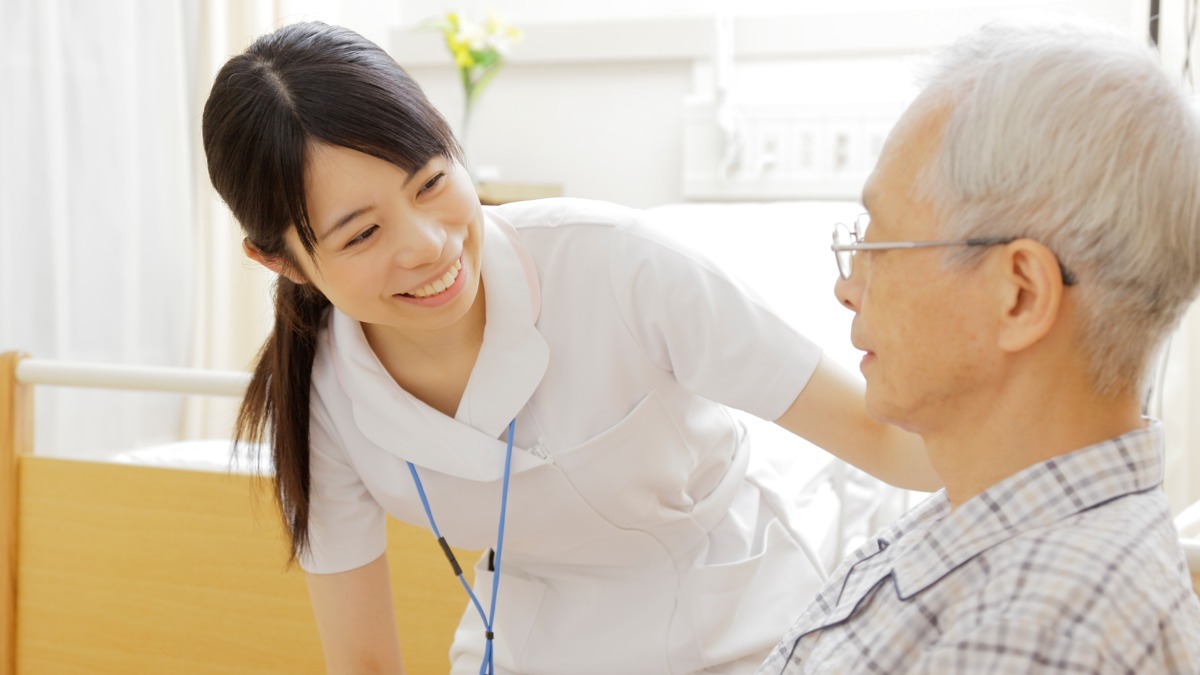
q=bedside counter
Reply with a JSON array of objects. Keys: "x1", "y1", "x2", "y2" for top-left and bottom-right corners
[{"x1": 477, "y1": 181, "x2": 563, "y2": 206}]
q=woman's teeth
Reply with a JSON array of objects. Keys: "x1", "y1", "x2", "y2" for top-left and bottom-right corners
[{"x1": 404, "y1": 259, "x2": 462, "y2": 298}]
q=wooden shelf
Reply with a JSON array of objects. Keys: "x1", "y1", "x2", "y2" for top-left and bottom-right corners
[{"x1": 477, "y1": 181, "x2": 563, "y2": 206}]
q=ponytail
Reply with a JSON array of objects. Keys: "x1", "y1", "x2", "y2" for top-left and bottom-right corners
[
  {"x1": 234, "y1": 276, "x2": 330, "y2": 563},
  {"x1": 205, "y1": 20, "x2": 462, "y2": 561}
]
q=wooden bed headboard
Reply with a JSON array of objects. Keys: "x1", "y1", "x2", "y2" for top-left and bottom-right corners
[{"x1": 0, "y1": 352, "x2": 477, "y2": 675}]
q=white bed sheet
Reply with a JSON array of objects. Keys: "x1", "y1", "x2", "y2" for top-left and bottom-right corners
[{"x1": 111, "y1": 438, "x2": 268, "y2": 475}]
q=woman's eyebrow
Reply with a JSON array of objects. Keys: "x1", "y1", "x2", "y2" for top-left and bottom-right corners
[
  {"x1": 319, "y1": 206, "x2": 374, "y2": 243},
  {"x1": 316, "y1": 162, "x2": 431, "y2": 242}
]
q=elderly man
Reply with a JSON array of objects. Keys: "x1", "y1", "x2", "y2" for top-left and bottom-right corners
[{"x1": 760, "y1": 20, "x2": 1200, "y2": 674}]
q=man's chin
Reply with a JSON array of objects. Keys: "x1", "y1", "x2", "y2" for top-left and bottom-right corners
[{"x1": 865, "y1": 392, "x2": 916, "y2": 432}]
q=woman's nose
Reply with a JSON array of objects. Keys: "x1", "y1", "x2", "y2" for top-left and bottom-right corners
[{"x1": 392, "y1": 218, "x2": 445, "y2": 269}]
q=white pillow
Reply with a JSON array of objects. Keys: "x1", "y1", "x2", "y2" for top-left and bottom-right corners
[{"x1": 110, "y1": 438, "x2": 271, "y2": 475}]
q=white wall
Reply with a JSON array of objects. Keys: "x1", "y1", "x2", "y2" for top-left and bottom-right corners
[
  {"x1": 404, "y1": 60, "x2": 693, "y2": 207},
  {"x1": 1155, "y1": 0, "x2": 1200, "y2": 92},
  {"x1": 386, "y1": 1, "x2": 1149, "y2": 207},
  {"x1": 392, "y1": 0, "x2": 1142, "y2": 24}
]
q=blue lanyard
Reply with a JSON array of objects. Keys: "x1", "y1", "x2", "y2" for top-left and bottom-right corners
[{"x1": 406, "y1": 418, "x2": 516, "y2": 675}]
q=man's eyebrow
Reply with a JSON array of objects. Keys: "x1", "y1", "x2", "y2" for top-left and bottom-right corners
[{"x1": 319, "y1": 206, "x2": 374, "y2": 243}]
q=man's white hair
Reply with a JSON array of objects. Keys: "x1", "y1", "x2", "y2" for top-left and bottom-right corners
[{"x1": 916, "y1": 19, "x2": 1200, "y2": 395}]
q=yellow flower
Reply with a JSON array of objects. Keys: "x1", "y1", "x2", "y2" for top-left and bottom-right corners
[
  {"x1": 422, "y1": 9, "x2": 522, "y2": 144},
  {"x1": 426, "y1": 9, "x2": 521, "y2": 87},
  {"x1": 451, "y1": 43, "x2": 474, "y2": 69}
]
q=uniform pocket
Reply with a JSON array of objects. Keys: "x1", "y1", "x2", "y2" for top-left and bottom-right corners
[
  {"x1": 682, "y1": 518, "x2": 826, "y2": 667},
  {"x1": 550, "y1": 391, "x2": 704, "y2": 528}
]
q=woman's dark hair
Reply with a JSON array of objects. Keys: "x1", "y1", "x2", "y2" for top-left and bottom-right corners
[{"x1": 201, "y1": 21, "x2": 460, "y2": 562}]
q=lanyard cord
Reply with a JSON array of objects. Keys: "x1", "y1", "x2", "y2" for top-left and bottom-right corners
[{"x1": 406, "y1": 418, "x2": 516, "y2": 675}]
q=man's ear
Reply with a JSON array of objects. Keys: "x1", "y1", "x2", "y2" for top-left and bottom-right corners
[
  {"x1": 994, "y1": 240, "x2": 1065, "y2": 353},
  {"x1": 242, "y1": 238, "x2": 307, "y2": 285}
]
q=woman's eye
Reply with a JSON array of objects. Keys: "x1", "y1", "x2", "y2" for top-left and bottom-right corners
[
  {"x1": 420, "y1": 172, "x2": 445, "y2": 194},
  {"x1": 346, "y1": 225, "x2": 378, "y2": 248}
]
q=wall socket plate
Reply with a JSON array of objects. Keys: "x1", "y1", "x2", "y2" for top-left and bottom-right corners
[{"x1": 682, "y1": 98, "x2": 900, "y2": 201}]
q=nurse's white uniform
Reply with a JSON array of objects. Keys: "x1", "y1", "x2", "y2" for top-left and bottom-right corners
[{"x1": 301, "y1": 198, "x2": 827, "y2": 674}]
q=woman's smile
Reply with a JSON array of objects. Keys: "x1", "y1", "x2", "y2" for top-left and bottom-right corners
[
  {"x1": 394, "y1": 256, "x2": 469, "y2": 307},
  {"x1": 285, "y1": 144, "x2": 486, "y2": 331}
]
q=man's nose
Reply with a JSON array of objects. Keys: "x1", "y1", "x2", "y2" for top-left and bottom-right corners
[{"x1": 834, "y1": 273, "x2": 861, "y2": 312}]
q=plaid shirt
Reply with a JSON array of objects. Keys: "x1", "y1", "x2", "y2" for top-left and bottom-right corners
[{"x1": 759, "y1": 421, "x2": 1200, "y2": 674}]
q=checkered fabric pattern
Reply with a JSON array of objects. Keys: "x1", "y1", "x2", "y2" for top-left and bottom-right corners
[{"x1": 759, "y1": 421, "x2": 1200, "y2": 674}]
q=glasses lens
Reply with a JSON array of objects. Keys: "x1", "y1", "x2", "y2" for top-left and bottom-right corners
[
  {"x1": 854, "y1": 212, "x2": 870, "y2": 237},
  {"x1": 833, "y1": 222, "x2": 853, "y2": 279}
]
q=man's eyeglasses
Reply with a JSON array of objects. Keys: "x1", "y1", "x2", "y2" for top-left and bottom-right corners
[{"x1": 831, "y1": 213, "x2": 1078, "y2": 285}]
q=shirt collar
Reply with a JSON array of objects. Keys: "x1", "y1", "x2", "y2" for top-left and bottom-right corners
[
  {"x1": 322, "y1": 210, "x2": 550, "y2": 481},
  {"x1": 889, "y1": 420, "x2": 1165, "y2": 597},
  {"x1": 456, "y1": 209, "x2": 547, "y2": 437}
]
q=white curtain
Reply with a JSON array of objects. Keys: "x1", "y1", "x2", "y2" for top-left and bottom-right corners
[
  {"x1": 179, "y1": 0, "x2": 281, "y2": 440},
  {"x1": 1158, "y1": 304, "x2": 1200, "y2": 516},
  {"x1": 0, "y1": 0, "x2": 408, "y2": 455},
  {"x1": 1153, "y1": 0, "x2": 1200, "y2": 516},
  {"x1": 1, "y1": 0, "x2": 195, "y2": 458}
]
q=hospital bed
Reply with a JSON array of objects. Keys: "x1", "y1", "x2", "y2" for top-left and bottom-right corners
[
  {"x1": 5, "y1": 354, "x2": 1199, "y2": 675},
  {"x1": 0, "y1": 351, "x2": 478, "y2": 674},
  {"x1": 4, "y1": 200, "x2": 1197, "y2": 674}
]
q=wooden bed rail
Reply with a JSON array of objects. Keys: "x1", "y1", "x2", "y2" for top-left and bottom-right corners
[
  {"x1": 1, "y1": 352, "x2": 32, "y2": 675},
  {"x1": 0, "y1": 353, "x2": 257, "y2": 675},
  {"x1": 0, "y1": 352, "x2": 476, "y2": 674},
  {"x1": 13, "y1": 358, "x2": 249, "y2": 396},
  {"x1": 2, "y1": 354, "x2": 251, "y2": 675}
]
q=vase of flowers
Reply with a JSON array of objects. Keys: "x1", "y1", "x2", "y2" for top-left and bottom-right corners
[{"x1": 426, "y1": 11, "x2": 522, "y2": 173}]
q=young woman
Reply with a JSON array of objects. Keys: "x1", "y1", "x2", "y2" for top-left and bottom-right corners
[{"x1": 202, "y1": 21, "x2": 935, "y2": 675}]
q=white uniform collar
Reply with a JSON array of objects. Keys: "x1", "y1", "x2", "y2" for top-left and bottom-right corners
[{"x1": 325, "y1": 210, "x2": 550, "y2": 481}]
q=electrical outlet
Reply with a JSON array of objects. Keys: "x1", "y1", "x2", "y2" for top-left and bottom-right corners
[{"x1": 683, "y1": 98, "x2": 903, "y2": 200}]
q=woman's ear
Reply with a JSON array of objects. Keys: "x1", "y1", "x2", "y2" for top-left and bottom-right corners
[
  {"x1": 242, "y1": 238, "x2": 307, "y2": 284},
  {"x1": 994, "y1": 239, "x2": 1064, "y2": 353}
]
